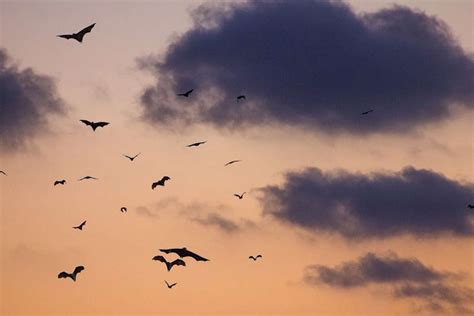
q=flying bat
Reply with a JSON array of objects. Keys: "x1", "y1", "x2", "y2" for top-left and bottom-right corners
[
  {"x1": 54, "y1": 179, "x2": 66, "y2": 186},
  {"x1": 224, "y1": 160, "x2": 241, "y2": 166},
  {"x1": 249, "y1": 255, "x2": 262, "y2": 261},
  {"x1": 237, "y1": 95, "x2": 246, "y2": 101},
  {"x1": 165, "y1": 280, "x2": 177, "y2": 289},
  {"x1": 123, "y1": 153, "x2": 140, "y2": 161},
  {"x1": 78, "y1": 176, "x2": 98, "y2": 181},
  {"x1": 0, "y1": 171, "x2": 6, "y2": 176},
  {"x1": 57, "y1": 23, "x2": 95, "y2": 43},
  {"x1": 360, "y1": 109, "x2": 374, "y2": 115},
  {"x1": 80, "y1": 120, "x2": 109, "y2": 131},
  {"x1": 177, "y1": 89, "x2": 194, "y2": 97},
  {"x1": 152, "y1": 255, "x2": 186, "y2": 271},
  {"x1": 160, "y1": 247, "x2": 209, "y2": 262},
  {"x1": 468, "y1": 204, "x2": 474, "y2": 209},
  {"x1": 120, "y1": 207, "x2": 127, "y2": 213},
  {"x1": 152, "y1": 176, "x2": 171, "y2": 189},
  {"x1": 58, "y1": 266, "x2": 85, "y2": 281},
  {"x1": 187, "y1": 141, "x2": 206, "y2": 147},
  {"x1": 234, "y1": 192, "x2": 246, "y2": 199},
  {"x1": 73, "y1": 221, "x2": 86, "y2": 230}
]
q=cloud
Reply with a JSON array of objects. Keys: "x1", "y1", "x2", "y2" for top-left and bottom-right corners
[
  {"x1": 258, "y1": 166, "x2": 474, "y2": 239},
  {"x1": 138, "y1": 1, "x2": 474, "y2": 134},
  {"x1": 305, "y1": 252, "x2": 474, "y2": 314},
  {"x1": 190, "y1": 212, "x2": 240, "y2": 233},
  {"x1": 0, "y1": 48, "x2": 66, "y2": 151}
]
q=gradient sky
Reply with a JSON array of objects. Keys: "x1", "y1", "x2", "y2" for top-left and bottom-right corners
[{"x1": 1, "y1": 1, "x2": 473, "y2": 315}]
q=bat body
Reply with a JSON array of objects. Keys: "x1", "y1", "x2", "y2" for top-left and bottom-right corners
[
  {"x1": 468, "y1": 204, "x2": 474, "y2": 209},
  {"x1": 123, "y1": 153, "x2": 140, "y2": 161},
  {"x1": 361, "y1": 109, "x2": 374, "y2": 115},
  {"x1": 78, "y1": 176, "x2": 98, "y2": 181},
  {"x1": 225, "y1": 160, "x2": 241, "y2": 166},
  {"x1": 80, "y1": 120, "x2": 109, "y2": 131},
  {"x1": 73, "y1": 221, "x2": 86, "y2": 230},
  {"x1": 152, "y1": 255, "x2": 186, "y2": 271},
  {"x1": 187, "y1": 141, "x2": 206, "y2": 147},
  {"x1": 177, "y1": 89, "x2": 194, "y2": 97},
  {"x1": 234, "y1": 192, "x2": 246, "y2": 199},
  {"x1": 165, "y1": 280, "x2": 177, "y2": 289},
  {"x1": 152, "y1": 176, "x2": 171, "y2": 189},
  {"x1": 249, "y1": 255, "x2": 262, "y2": 261},
  {"x1": 54, "y1": 179, "x2": 66, "y2": 186},
  {"x1": 57, "y1": 23, "x2": 95, "y2": 43},
  {"x1": 160, "y1": 247, "x2": 209, "y2": 262},
  {"x1": 120, "y1": 207, "x2": 127, "y2": 213},
  {"x1": 237, "y1": 95, "x2": 246, "y2": 101},
  {"x1": 0, "y1": 171, "x2": 6, "y2": 176},
  {"x1": 58, "y1": 266, "x2": 85, "y2": 281}
]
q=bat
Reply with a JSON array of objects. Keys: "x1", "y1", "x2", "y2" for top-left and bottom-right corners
[
  {"x1": 80, "y1": 120, "x2": 109, "y2": 131},
  {"x1": 224, "y1": 160, "x2": 241, "y2": 166},
  {"x1": 234, "y1": 192, "x2": 246, "y2": 199},
  {"x1": 160, "y1": 247, "x2": 209, "y2": 262},
  {"x1": 120, "y1": 207, "x2": 127, "y2": 213},
  {"x1": 177, "y1": 89, "x2": 194, "y2": 97},
  {"x1": 165, "y1": 280, "x2": 177, "y2": 289},
  {"x1": 54, "y1": 179, "x2": 66, "y2": 186},
  {"x1": 58, "y1": 266, "x2": 85, "y2": 281},
  {"x1": 152, "y1": 255, "x2": 186, "y2": 271},
  {"x1": 237, "y1": 95, "x2": 246, "y2": 101},
  {"x1": 468, "y1": 204, "x2": 474, "y2": 209},
  {"x1": 186, "y1": 141, "x2": 206, "y2": 147},
  {"x1": 360, "y1": 109, "x2": 374, "y2": 115},
  {"x1": 78, "y1": 176, "x2": 98, "y2": 181},
  {"x1": 57, "y1": 23, "x2": 95, "y2": 43},
  {"x1": 123, "y1": 153, "x2": 140, "y2": 161},
  {"x1": 0, "y1": 171, "x2": 6, "y2": 176},
  {"x1": 249, "y1": 255, "x2": 262, "y2": 261},
  {"x1": 73, "y1": 221, "x2": 86, "y2": 230},
  {"x1": 152, "y1": 176, "x2": 171, "y2": 189}
]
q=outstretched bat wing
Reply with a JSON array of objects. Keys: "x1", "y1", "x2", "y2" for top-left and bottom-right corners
[
  {"x1": 170, "y1": 259, "x2": 186, "y2": 268},
  {"x1": 80, "y1": 119, "x2": 93, "y2": 127},
  {"x1": 181, "y1": 249, "x2": 209, "y2": 261},
  {"x1": 58, "y1": 272, "x2": 70, "y2": 279},
  {"x1": 57, "y1": 34, "x2": 74, "y2": 39},
  {"x1": 78, "y1": 23, "x2": 95, "y2": 36},
  {"x1": 94, "y1": 122, "x2": 109, "y2": 128},
  {"x1": 152, "y1": 255, "x2": 167, "y2": 263},
  {"x1": 73, "y1": 266, "x2": 85, "y2": 275}
]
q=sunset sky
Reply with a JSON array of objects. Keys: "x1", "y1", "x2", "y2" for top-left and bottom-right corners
[{"x1": 1, "y1": 1, "x2": 473, "y2": 315}]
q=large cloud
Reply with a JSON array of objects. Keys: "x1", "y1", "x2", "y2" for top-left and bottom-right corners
[
  {"x1": 305, "y1": 252, "x2": 474, "y2": 314},
  {"x1": 259, "y1": 166, "x2": 474, "y2": 239},
  {"x1": 0, "y1": 49, "x2": 65, "y2": 151},
  {"x1": 139, "y1": 1, "x2": 474, "y2": 134}
]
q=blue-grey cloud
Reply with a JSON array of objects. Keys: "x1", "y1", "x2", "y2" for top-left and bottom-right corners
[
  {"x1": 139, "y1": 1, "x2": 474, "y2": 134},
  {"x1": 259, "y1": 166, "x2": 474, "y2": 239},
  {"x1": 0, "y1": 48, "x2": 65, "y2": 151}
]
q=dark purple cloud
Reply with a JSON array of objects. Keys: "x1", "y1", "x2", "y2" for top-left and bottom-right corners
[{"x1": 139, "y1": 1, "x2": 474, "y2": 134}]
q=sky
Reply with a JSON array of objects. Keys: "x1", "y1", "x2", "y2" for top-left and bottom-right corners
[{"x1": 0, "y1": 0, "x2": 473, "y2": 315}]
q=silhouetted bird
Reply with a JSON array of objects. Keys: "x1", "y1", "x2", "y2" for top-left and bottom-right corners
[
  {"x1": 249, "y1": 255, "x2": 262, "y2": 261},
  {"x1": 58, "y1": 266, "x2": 84, "y2": 281},
  {"x1": 360, "y1": 109, "x2": 374, "y2": 115},
  {"x1": 225, "y1": 160, "x2": 241, "y2": 166},
  {"x1": 73, "y1": 221, "x2": 86, "y2": 230},
  {"x1": 80, "y1": 120, "x2": 109, "y2": 131},
  {"x1": 54, "y1": 179, "x2": 66, "y2": 186},
  {"x1": 0, "y1": 171, "x2": 6, "y2": 176},
  {"x1": 234, "y1": 192, "x2": 246, "y2": 199},
  {"x1": 160, "y1": 247, "x2": 209, "y2": 262},
  {"x1": 165, "y1": 280, "x2": 177, "y2": 289},
  {"x1": 152, "y1": 255, "x2": 186, "y2": 271},
  {"x1": 152, "y1": 176, "x2": 171, "y2": 189},
  {"x1": 78, "y1": 176, "x2": 98, "y2": 181},
  {"x1": 123, "y1": 153, "x2": 140, "y2": 161},
  {"x1": 237, "y1": 95, "x2": 246, "y2": 101},
  {"x1": 177, "y1": 89, "x2": 194, "y2": 97},
  {"x1": 187, "y1": 141, "x2": 206, "y2": 147},
  {"x1": 468, "y1": 204, "x2": 474, "y2": 209},
  {"x1": 120, "y1": 207, "x2": 127, "y2": 213},
  {"x1": 57, "y1": 23, "x2": 95, "y2": 43}
]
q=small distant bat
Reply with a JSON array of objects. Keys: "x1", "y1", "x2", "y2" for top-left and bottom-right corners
[
  {"x1": 249, "y1": 255, "x2": 262, "y2": 261},
  {"x1": 237, "y1": 95, "x2": 246, "y2": 101},
  {"x1": 123, "y1": 153, "x2": 140, "y2": 161},
  {"x1": 160, "y1": 247, "x2": 209, "y2": 262},
  {"x1": 58, "y1": 266, "x2": 85, "y2": 281},
  {"x1": 0, "y1": 171, "x2": 6, "y2": 176},
  {"x1": 234, "y1": 192, "x2": 246, "y2": 199},
  {"x1": 73, "y1": 221, "x2": 86, "y2": 230},
  {"x1": 177, "y1": 89, "x2": 194, "y2": 97},
  {"x1": 120, "y1": 207, "x2": 127, "y2": 213},
  {"x1": 152, "y1": 176, "x2": 171, "y2": 189},
  {"x1": 360, "y1": 109, "x2": 374, "y2": 115},
  {"x1": 78, "y1": 176, "x2": 98, "y2": 181},
  {"x1": 224, "y1": 160, "x2": 241, "y2": 166},
  {"x1": 468, "y1": 204, "x2": 474, "y2": 209},
  {"x1": 80, "y1": 120, "x2": 109, "y2": 131},
  {"x1": 165, "y1": 280, "x2": 177, "y2": 289},
  {"x1": 54, "y1": 179, "x2": 66, "y2": 186},
  {"x1": 57, "y1": 23, "x2": 95, "y2": 43},
  {"x1": 152, "y1": 255, "x2": 186, "y2": 271},
  {"x1": 187, "y1": 141, "x2": 206, "y2": 147}
]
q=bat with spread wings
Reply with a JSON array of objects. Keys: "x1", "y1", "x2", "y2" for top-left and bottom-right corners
[
  {"x1": 225, "y1": 160, "x2": 241, "y2": 166},
  {"x1": 177, "y1": 89, "x2": 194, "y2": 97},
  {"x1": 152, "y1": 255, "x2": 186, "y2": 271},
  {"x1": 54, "y1": 179, "x2": 66, "y2": 186},
  {"x1": 57, "y1": 23, "x2": 96, "y2": 43},
  {"x1": 80, "y1": 120, "x2": 109, "y2": 131},
  {"x1": 160, "y1": 247, "x2": 209, "y2": 262},
  {"x1": 152, "y1": 176, "x2": 171, "y2": 189},
  {"x1": 165, "y1": 280, "x2": 177, "y2": 289},
  {"x1": 234, "y1": 192, "x2": 246, "y2": 199},
  {"x1": 249, "y1": 255, "x2": 262, "y2": 261},
  {"x1": 58, "y1": 266, "x2": 85, "y2": 281},
  {"x1": 187, "y1": 141, "x2": 206, "y2": 147},
  {"x1": 73, "y1": 221, "x2": 86, "y2": 230},
  {"x1": 123, "y1": 153, "x2": 141, "y2": 161}
]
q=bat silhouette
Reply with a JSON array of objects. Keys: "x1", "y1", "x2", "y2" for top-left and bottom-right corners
[
  {"x1": 160, "y1": 247, "x2": 209, "y2": 262},
  {"x1": 234, "y1": 192, "x2": 246, "y2": 199},
  {"x1": 78, "y1": 176, "x2": 98, "y2": 181},
  {"x1": 468, "y1": 204, "x2": 474, "y2": 209},
  {"x1": 249, "y1": 255, "x2": 262, "y2": 261},
  {"x1": 123, "y1": 153, "x2": 140, "y2": 161},
  {"x1": 54, "y1": 179, "x2": 66, "y2": 186},
  {"x1": 152, "y1": 176, "x2": 171, "y2": 189},
  {"x1": 237, "y1": 95, "x2": 246, "y2": 101},
  {"x1": 58, "y1": 266, "x2": 85, "y2": 281},
  {"x1": 360, "y1": 109, "x2": 374, "y2": 115},
  {"x1": 225, "y1": 160, "x2": 241, "y2": 166},
  {"x1": 80, "y1": 120, "x2": 109, "y2": 131},
  {"x1": 57, "y1": 23, "x2": 95, "y2": 43},
  {"x1": 120, "y1": 207, "x2": 127, "y2": 213},
  {"x1": 165, "y1": 280, "x2": 177, "y2": 289},
  {"x1": 0, "y1": 171, "x2": 6, "y2": 176},
  {"x1": 153, "y1": 255, "x2": 186, "y2": 271},
  {"x1": 177, "y1": 89, "x2": 194, "y2": 97},
  {"x1": 73, "y1": 221, "x2": 86, "y2": 230},
  {"x1": 187, "y1": 141, "x2": 206, "y2": 147}
]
